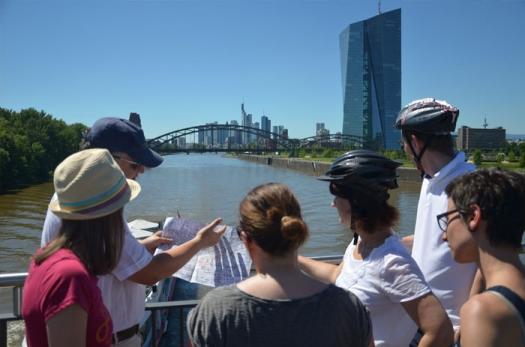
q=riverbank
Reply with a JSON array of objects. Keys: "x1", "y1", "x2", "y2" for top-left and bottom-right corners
[{"x1": 235, "y1": 154, "x2": 422, "y2": 182}]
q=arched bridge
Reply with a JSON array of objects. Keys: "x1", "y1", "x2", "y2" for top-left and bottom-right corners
[
  {"x1": 148, "y1": 124, "x2": 364, "y2": 153},
  {"x1": 298, "y1": 134, "x2": 364, "y2": 148}
]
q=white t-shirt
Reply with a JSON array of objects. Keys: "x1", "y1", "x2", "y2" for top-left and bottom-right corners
[
  {"x1": 411, "y1": 151, "x2": 477, "y2": 329},
  {"x1": 336, "y1": 234, "x2": 430, "y2": 347},
  {"x1": 41, "y1": 195, "x2": 153, "y2": 332}
]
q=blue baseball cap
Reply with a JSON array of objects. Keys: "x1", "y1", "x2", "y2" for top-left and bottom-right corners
[{"x1": 86, "y1": 117, "x2": 163, "y2": 168}]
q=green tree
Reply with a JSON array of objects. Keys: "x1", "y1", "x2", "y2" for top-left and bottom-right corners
[
  {"x1": 0, "y1": 108, "x2": 87, "y2": 192},
  {"x1": 472, "y1": 149, "x2": 482, "y2": 166},
  {"x1": 496, "y1": 153, "x2": 505, "y2": 163},
  {"x1": 508, "y1": 151, "x2": 516, "y2": 162},
  {"x1": 520, "y1": 152, "x2": 525, "y2": 168}
]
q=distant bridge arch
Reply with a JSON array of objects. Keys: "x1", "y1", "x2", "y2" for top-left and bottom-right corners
[
  {"x1": 298, "y1": 134, "x2": 365, "y2": 148},
  {"x1": 148, "y1": 124, "x2": 295, "y2": 152},
  {"x1": 148, "y1": 124, "x2": 366, "y2": 153}
]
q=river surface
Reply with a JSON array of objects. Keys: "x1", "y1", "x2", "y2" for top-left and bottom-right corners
[{"x1": 0, "y1": 153, "x2": 421, "y2": 312}]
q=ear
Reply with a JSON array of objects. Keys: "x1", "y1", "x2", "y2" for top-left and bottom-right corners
[
  {"x1": 466, "y1": 204, "x2": 482, "y2": 232},
  {"x1": 410, "y1": 134, "x2": 424, "y2": 153},
  {"x1": 239, "y1": 230, "x2": 251, "y2": 246}
]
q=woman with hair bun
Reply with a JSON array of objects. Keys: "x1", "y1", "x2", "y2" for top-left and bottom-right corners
[{"x1": 187, "y1": 183, "x2": 373, "y2": 347}]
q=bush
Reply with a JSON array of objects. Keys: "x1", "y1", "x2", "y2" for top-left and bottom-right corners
[
  {"x1": 520, "y1": 152, "x2": 525, "y2": 168},
  {"x1": 321, "y1": 148, "x2": 334, "y2": 158},
  {"x1": 472, "y1": 149, "x2": 482, "y2": 166},
  {"x1": 508, "y1": 151, "x2": 516, "y2": 162},
  {"x1": 496, "y1": 153, "x2": 505, "y2": 163}
]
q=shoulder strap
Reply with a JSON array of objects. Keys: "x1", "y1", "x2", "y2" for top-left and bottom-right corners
[{"x1": 486, "y1": 286, "x2": 525, "y2": 335}]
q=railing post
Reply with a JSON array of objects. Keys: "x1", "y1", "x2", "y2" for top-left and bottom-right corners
[
  {"x1": 0, "y1": 319, "x2": 6, "y2": 347},
  {"x1": 179, "y1": 308, "x2": 184, "y2": 347},
  {"x1": 13, "y1": 287, "x2": 22, "y2": 317},
  {"x1": 151, "y1": 310, "x2": 157, "y2": 347}
]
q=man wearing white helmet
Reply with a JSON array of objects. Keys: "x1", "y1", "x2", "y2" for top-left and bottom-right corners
[{"x1": 395, "y1": 98, "x2": 477, "y2": 334}]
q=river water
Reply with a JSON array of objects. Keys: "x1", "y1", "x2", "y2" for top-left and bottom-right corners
[{"x1": 0, "y1": 153, "x2": 421, "y2": 341}]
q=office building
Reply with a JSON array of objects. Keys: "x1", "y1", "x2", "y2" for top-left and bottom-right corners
[
  {"x1": 456, "y1": 126, "x2": 506, "y2": 151},
  {"x1": 340, "y1": 8, "x2": 401, "y2": 150},
  {"x1": 261, "y1": 116, "x2": 271, "y2": 134}
]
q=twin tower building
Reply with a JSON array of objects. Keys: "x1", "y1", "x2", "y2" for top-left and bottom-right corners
[{"x1": 341, "y1": 8, "x2": 401, "y2": 150}]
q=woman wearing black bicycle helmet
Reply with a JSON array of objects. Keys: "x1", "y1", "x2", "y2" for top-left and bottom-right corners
[
  {"x1": 395, "y1": 98, "x2": 477, "y2": 335},
  {"x1": 299, "y1": 150, "x2": 453, "y2": 347}
]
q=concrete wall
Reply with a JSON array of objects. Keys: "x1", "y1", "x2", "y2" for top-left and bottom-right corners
[{"x1": 236, "y1": 154, "x2": 421, "y2": 182}]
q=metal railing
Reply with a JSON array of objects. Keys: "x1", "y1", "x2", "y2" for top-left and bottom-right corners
[{"x1": 0, "y1": 255, "x2": 342, "y2": 347}]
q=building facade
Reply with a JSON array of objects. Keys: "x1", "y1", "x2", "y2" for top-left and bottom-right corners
[
  {"x1": 456, "y1": 126, "x2": 506, "y2": 151},
  {"x1": 340, "y1": 8, "x2": 401, "y2": 150}
]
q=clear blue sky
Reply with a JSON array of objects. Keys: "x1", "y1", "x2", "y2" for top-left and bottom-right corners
[{"x1": 1, "y1": 0, "x2": 524, "y2": 139}]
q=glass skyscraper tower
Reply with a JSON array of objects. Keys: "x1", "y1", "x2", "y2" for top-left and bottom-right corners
[{"x1": 340, "y1": 8, "x2": 401, "y2": 150}]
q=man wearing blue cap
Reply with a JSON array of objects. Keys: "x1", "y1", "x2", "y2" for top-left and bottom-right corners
[{"x1": 40, "y1": 117, "x2": 225, "y2": 347}]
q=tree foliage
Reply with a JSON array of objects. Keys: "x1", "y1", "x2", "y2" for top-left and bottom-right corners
[
  {"x1": 472, "y1": 149, "x2": 482, "y2": 166},
  {"x1": 0, "y1": 108, "x2": 87, "y2": 192}
]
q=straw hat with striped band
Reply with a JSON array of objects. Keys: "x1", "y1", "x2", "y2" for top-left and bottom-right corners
[{"x1": 49, "y1": 148, "x2": 141, "y2": 220}]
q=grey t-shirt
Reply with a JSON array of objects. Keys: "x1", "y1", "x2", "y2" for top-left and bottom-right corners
[{"x1": 187, "y1": 284, "x2": 372, "y2": 347}]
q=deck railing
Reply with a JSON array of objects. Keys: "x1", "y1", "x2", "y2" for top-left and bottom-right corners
[{"x1": 0, "y1": 255, "x2": 342, "y2": 347}]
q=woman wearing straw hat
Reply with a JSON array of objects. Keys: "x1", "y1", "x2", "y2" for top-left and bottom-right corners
[{"x1": 22, "y1": 149, "x2": 142, "y2": 347}]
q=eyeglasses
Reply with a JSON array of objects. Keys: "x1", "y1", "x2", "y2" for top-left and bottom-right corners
[
  {"x1": 436, "y1": 209, "x2": 463, "y2": 232},
  {"x1": 113, "y1": 155, "x2": 141, "y2": 170}
]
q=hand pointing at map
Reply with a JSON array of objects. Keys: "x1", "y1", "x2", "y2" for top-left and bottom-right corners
[{"x1": 195, "y1": 218, "x2": 226, "y2": 248}]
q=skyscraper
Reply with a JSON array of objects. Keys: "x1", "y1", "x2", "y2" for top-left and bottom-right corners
[
  {"x1": 261, "y1": 115, "x2": 271, "y2": 134},
  {"x1": 340, "y1": 8, "x2": 401, "y2": 150}
]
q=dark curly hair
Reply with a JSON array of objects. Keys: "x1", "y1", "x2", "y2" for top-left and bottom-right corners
[{"x1": 445, "y1": 169, "x2": 525, "y2": 249}]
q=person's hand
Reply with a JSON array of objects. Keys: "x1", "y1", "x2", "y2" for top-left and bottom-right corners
[
  {"x1": 401, "y1": 234, "x2": 414, "y2": 252},
  {"x1": 195, "y1": 218, "x2": 226, "y2": 248},
  {"x1": 139, "y1": 231, "x2": 173, "y2": 254}
]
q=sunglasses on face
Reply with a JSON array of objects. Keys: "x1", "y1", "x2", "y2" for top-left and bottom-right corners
[{"x1": 112, "y1": 155, "x2": 141, "y2": 170}]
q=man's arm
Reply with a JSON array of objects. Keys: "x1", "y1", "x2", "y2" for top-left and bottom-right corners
[
  {"x1": 298, "y1": 255, "x2": 343, "y2": 284},
  {"x1": 139, "y1": 231, "x2": 173, "y2": 254},
  {"x1": 129, "y1": 218, "x2": 225, "y2": 285}
]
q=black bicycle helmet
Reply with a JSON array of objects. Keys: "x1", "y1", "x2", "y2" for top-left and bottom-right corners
[
  {"x1": 394, "y1": 98, "x2": 459, "y2": 135},
  {"x1": 318, "y1": 149, "x2": 401, "y2": 189}
]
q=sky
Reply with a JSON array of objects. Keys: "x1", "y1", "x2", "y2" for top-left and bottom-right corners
[{"x1": 1, "y1": 0, "x2": 524, "y2": 139}]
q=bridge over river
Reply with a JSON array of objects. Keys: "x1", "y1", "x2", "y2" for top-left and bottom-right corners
[{"x1": 147, "y1": 123, "x2": 367, "y2": 154}]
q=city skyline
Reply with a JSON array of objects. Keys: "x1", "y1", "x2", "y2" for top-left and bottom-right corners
[{"x1": 1, "y1": 0, "x2": 524, "y2": 139}]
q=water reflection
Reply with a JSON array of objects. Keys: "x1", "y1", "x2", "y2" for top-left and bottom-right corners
[{"x1": 0, "y1": 153, "x2": 421, "y2": 275}]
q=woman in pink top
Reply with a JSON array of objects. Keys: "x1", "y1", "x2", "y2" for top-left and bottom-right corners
[{"x1": 23, "y1": 148, "x2": 141, "y2": 347}]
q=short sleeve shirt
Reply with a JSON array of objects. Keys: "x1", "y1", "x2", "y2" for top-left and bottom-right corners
[
  {"x1": 336, "y1": 235, "x2": 431, "y2": 347},
  {"x1": 22, "y1": 248, "x2": 112, "y2": 347},
  {"x1": 41, "y1": 194, "x2": 152, "y2": 332},
  {"x1": 188, "y1": 284, "x2": 372, "y2": 347}
]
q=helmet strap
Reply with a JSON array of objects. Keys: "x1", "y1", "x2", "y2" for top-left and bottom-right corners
[
  {"x1": 351, "y1": 219, "x2": 358, "y2": 245},
  {"x1": 404, "y1": 133, "x2": 433, "y2": 178}
]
